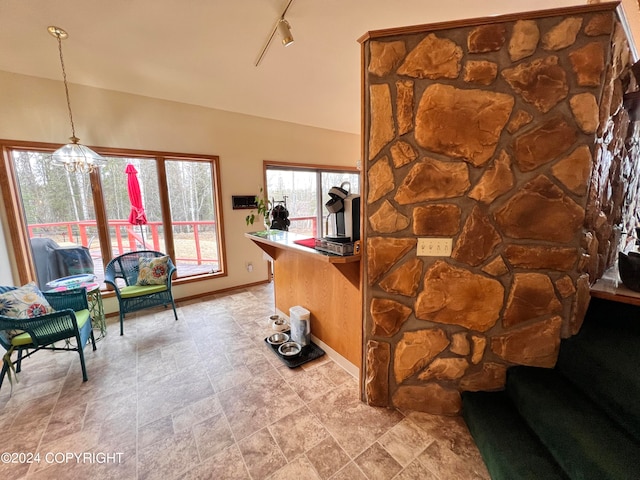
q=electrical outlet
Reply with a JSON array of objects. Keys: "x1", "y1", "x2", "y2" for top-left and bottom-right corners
[
  {"x1": 246, "y1": 262, "x2": 253, "y2": 272},
  {"x1": 417, "y1": 237, "x2": 452, "y2": 257}
]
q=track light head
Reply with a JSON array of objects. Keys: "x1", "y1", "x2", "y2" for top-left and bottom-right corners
[
  {"x1": 277, "y1": 18, "x2": 294, "y2": 46},
  {"x1": 254, "y1": 0, "x2": 296, "y2": 66}
]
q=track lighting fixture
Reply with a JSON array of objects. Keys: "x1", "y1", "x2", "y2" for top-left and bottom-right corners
[
  {"x1": 255, "y1": 0, "x2": 296, "y2": 66},
  {"x1": 277, "y1": 18, "x2": 294, "y2": 47}
]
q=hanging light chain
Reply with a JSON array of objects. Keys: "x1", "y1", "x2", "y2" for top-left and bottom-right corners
[
  {"x1": 55, "y1": 33, "x2": 78, "y2": 143},
  {"x1": 48, "y1": 25, "x2": 106, "y2": 172}
]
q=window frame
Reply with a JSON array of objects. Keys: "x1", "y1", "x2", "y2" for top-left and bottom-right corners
[
  {"x1": 263, "y1": 160, "x2": 361, "y2": 238},
  {"x1": 0, "y1": 139, "x2": 226, "y2": 288}
]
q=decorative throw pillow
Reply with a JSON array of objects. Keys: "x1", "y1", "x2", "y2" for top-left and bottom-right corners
[
  {"x1": 0, "y1": 282, "x2": 54, "y2": 319},
  {"x1": 136, "y1": 256, "x2": 170, "y2": 286},
  {"x1": 0, "y1": 282, "x2": 55, "y2": 338}
]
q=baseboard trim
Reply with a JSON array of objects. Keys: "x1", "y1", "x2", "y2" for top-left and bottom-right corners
[{"x1": 310, "y1": 334, "x2": 359, "y2": 379}]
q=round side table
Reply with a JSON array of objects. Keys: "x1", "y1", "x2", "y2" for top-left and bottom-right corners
[{"x1": 46, "y1": 277, "x2": 107, "y2": 340}]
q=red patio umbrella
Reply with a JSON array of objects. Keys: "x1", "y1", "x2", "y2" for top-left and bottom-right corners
[{"x1": 126, "y1": 163, "x2": 148, "y2": 248}]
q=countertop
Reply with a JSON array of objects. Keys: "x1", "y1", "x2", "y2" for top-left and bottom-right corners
[{"x1": 245, "y1": 230, "x2": 361, "y2": 264}]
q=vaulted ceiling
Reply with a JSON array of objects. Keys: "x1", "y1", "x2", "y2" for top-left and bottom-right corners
[{"x1": 0, "y1": 0, "x2": 584, "y2": 134}]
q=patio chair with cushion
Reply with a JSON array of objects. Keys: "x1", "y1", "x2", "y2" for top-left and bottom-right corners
[
  {"x1": 104, "y1": 250, "x2": 178, "y2": 335},
  {"x1": 0, "y1": 283, "x2": 97, "y2": 391}
]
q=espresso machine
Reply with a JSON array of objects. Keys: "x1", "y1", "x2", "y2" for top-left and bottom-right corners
[{"x1": 322, "y1": 182, "x2": 360, "y2": 247}]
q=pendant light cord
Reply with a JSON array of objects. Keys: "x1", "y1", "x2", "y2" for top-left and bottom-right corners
[{"x1": 56, "y1": 35, "x2": 78, "y2": 143}]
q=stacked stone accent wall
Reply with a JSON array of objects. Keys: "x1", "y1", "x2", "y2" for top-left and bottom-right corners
[{"x1": 361, "y1": 4, "x2": 640, "y2": 414}]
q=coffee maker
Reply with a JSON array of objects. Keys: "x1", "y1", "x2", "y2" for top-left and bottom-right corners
[{"x1": 324, "y1": 182, "x2": 360, "y2": 243}]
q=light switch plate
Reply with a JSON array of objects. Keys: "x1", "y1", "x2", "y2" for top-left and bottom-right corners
[{"x1": 417, "y1": 237, "x2": 453, "y2": 257}]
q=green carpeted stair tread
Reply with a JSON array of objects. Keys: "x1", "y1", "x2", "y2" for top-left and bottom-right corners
[
  {"x1": 582, "y1": 298, "x2": 640, "y2": 336},
  {"x1": 569, "y1": 315, "x2": 640, "y2": 364},
  {"x1": 462, "y1": 391, "x2": 569, "y2": 480},
  {"x1": 507, "y1": 366, "x2": 640, "y2": 480},
  {"x1": 557, "y1": 327, "x2": 640, "y2": 442}
]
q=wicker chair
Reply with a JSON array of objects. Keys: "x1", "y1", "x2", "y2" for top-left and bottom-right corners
[
  {"x1": 104, "y1": 250, "x2": 178, "y2": 335},
  {"x1": 0, "y1": 286, "x2": 96, "y2": 390}
]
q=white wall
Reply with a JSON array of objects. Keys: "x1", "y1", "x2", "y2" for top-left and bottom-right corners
[
  {"x1": 0, "y1": 70, "x2": 360, "y2": 311},
  {"x1": 621, "y1": 0, "x2": 640, "y2": 60}
]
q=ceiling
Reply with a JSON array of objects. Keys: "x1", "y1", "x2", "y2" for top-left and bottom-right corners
[{"x1": 0, "y1": 0, "x2": 583, "y2": 134}]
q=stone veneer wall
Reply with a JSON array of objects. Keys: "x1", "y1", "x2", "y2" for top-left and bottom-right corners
[{"x1": 361, "y1": 3, "x2": 640, "y2": 414}]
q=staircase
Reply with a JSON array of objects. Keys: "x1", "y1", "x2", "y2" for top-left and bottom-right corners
[{"x1": 462, "y1": 297, "x2": 640, "y2": 480}]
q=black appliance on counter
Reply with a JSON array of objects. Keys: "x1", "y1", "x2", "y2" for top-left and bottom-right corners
[{"x1": 324, "y1": 182, "x2": 360, "y2": 243}]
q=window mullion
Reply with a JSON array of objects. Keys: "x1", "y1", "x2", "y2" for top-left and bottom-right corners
[
  {"x1": 316, "y1": 170, "x2": 324, "y2": 238},
  {"x1": 156, "y1": 157, "x2": 175, "y2": 261},
  {"x1": 89, "y1": 169, "x2": 113, "y2": 272}
]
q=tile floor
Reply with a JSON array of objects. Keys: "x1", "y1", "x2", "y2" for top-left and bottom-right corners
[{"x1": 0, "y1": 283, "x2": 490, "y2": 480}]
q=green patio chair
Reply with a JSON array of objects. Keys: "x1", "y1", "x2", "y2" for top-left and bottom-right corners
[
  {"x1": 104, "y1": 250, "x2": 178, "y2": 335},
  {"x1": 0, "y1": 285, "x2": 96, "y2": 391}
]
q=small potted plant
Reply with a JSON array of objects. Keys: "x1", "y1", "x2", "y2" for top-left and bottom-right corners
[{"x1": 245, "y1": 188, "x2": 272, "y2": 230}]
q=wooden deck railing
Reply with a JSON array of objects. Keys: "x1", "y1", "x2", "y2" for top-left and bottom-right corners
[
  {"x1": 28, "y1": 219, "x2": 219, "y2": 265},
  {"x1": 28, "y1": 216, "x2": 318, "y2": 266}
]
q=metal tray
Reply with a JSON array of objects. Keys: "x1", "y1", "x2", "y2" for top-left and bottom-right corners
[{"x1": 264, "y1": 331, "x2": 325, "y2": 368}]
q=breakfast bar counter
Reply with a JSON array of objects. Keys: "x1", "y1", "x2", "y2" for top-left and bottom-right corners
[
  {"x1": 590, "y1": 264, "x2": 640, "y2": 307},
  {"x1": 246, "y1": 230, "x2": 362, "y2": 371}
]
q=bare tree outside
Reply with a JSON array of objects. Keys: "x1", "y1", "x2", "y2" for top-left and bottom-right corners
[{"x1": 12, "y1": 149, "x2": 222, "y2": 286}]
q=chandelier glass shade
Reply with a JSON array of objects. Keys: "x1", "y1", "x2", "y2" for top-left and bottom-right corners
[
  {"x1": 48, "y1": 26, "x2": 106, "y2": 173},
  {"x1": 51, "y1": 138, "x2": 107, "y2": 173}
]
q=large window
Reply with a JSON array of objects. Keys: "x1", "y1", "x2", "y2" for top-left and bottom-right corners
[
  {"x1": 1, "y1": 141, "x2": 224, "y2": 289},
  {"x1": 265, "y1": 162, "x2": 360, "y2": 238}
]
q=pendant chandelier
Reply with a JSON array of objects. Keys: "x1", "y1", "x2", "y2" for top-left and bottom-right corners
[{"x1": 48, "y1": 26, "x2": 106, "y2": 173}]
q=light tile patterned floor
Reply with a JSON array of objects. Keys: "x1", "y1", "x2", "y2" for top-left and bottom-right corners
[{"x1": 0, "y1": 283, "x2": 489, "y2": 480}]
